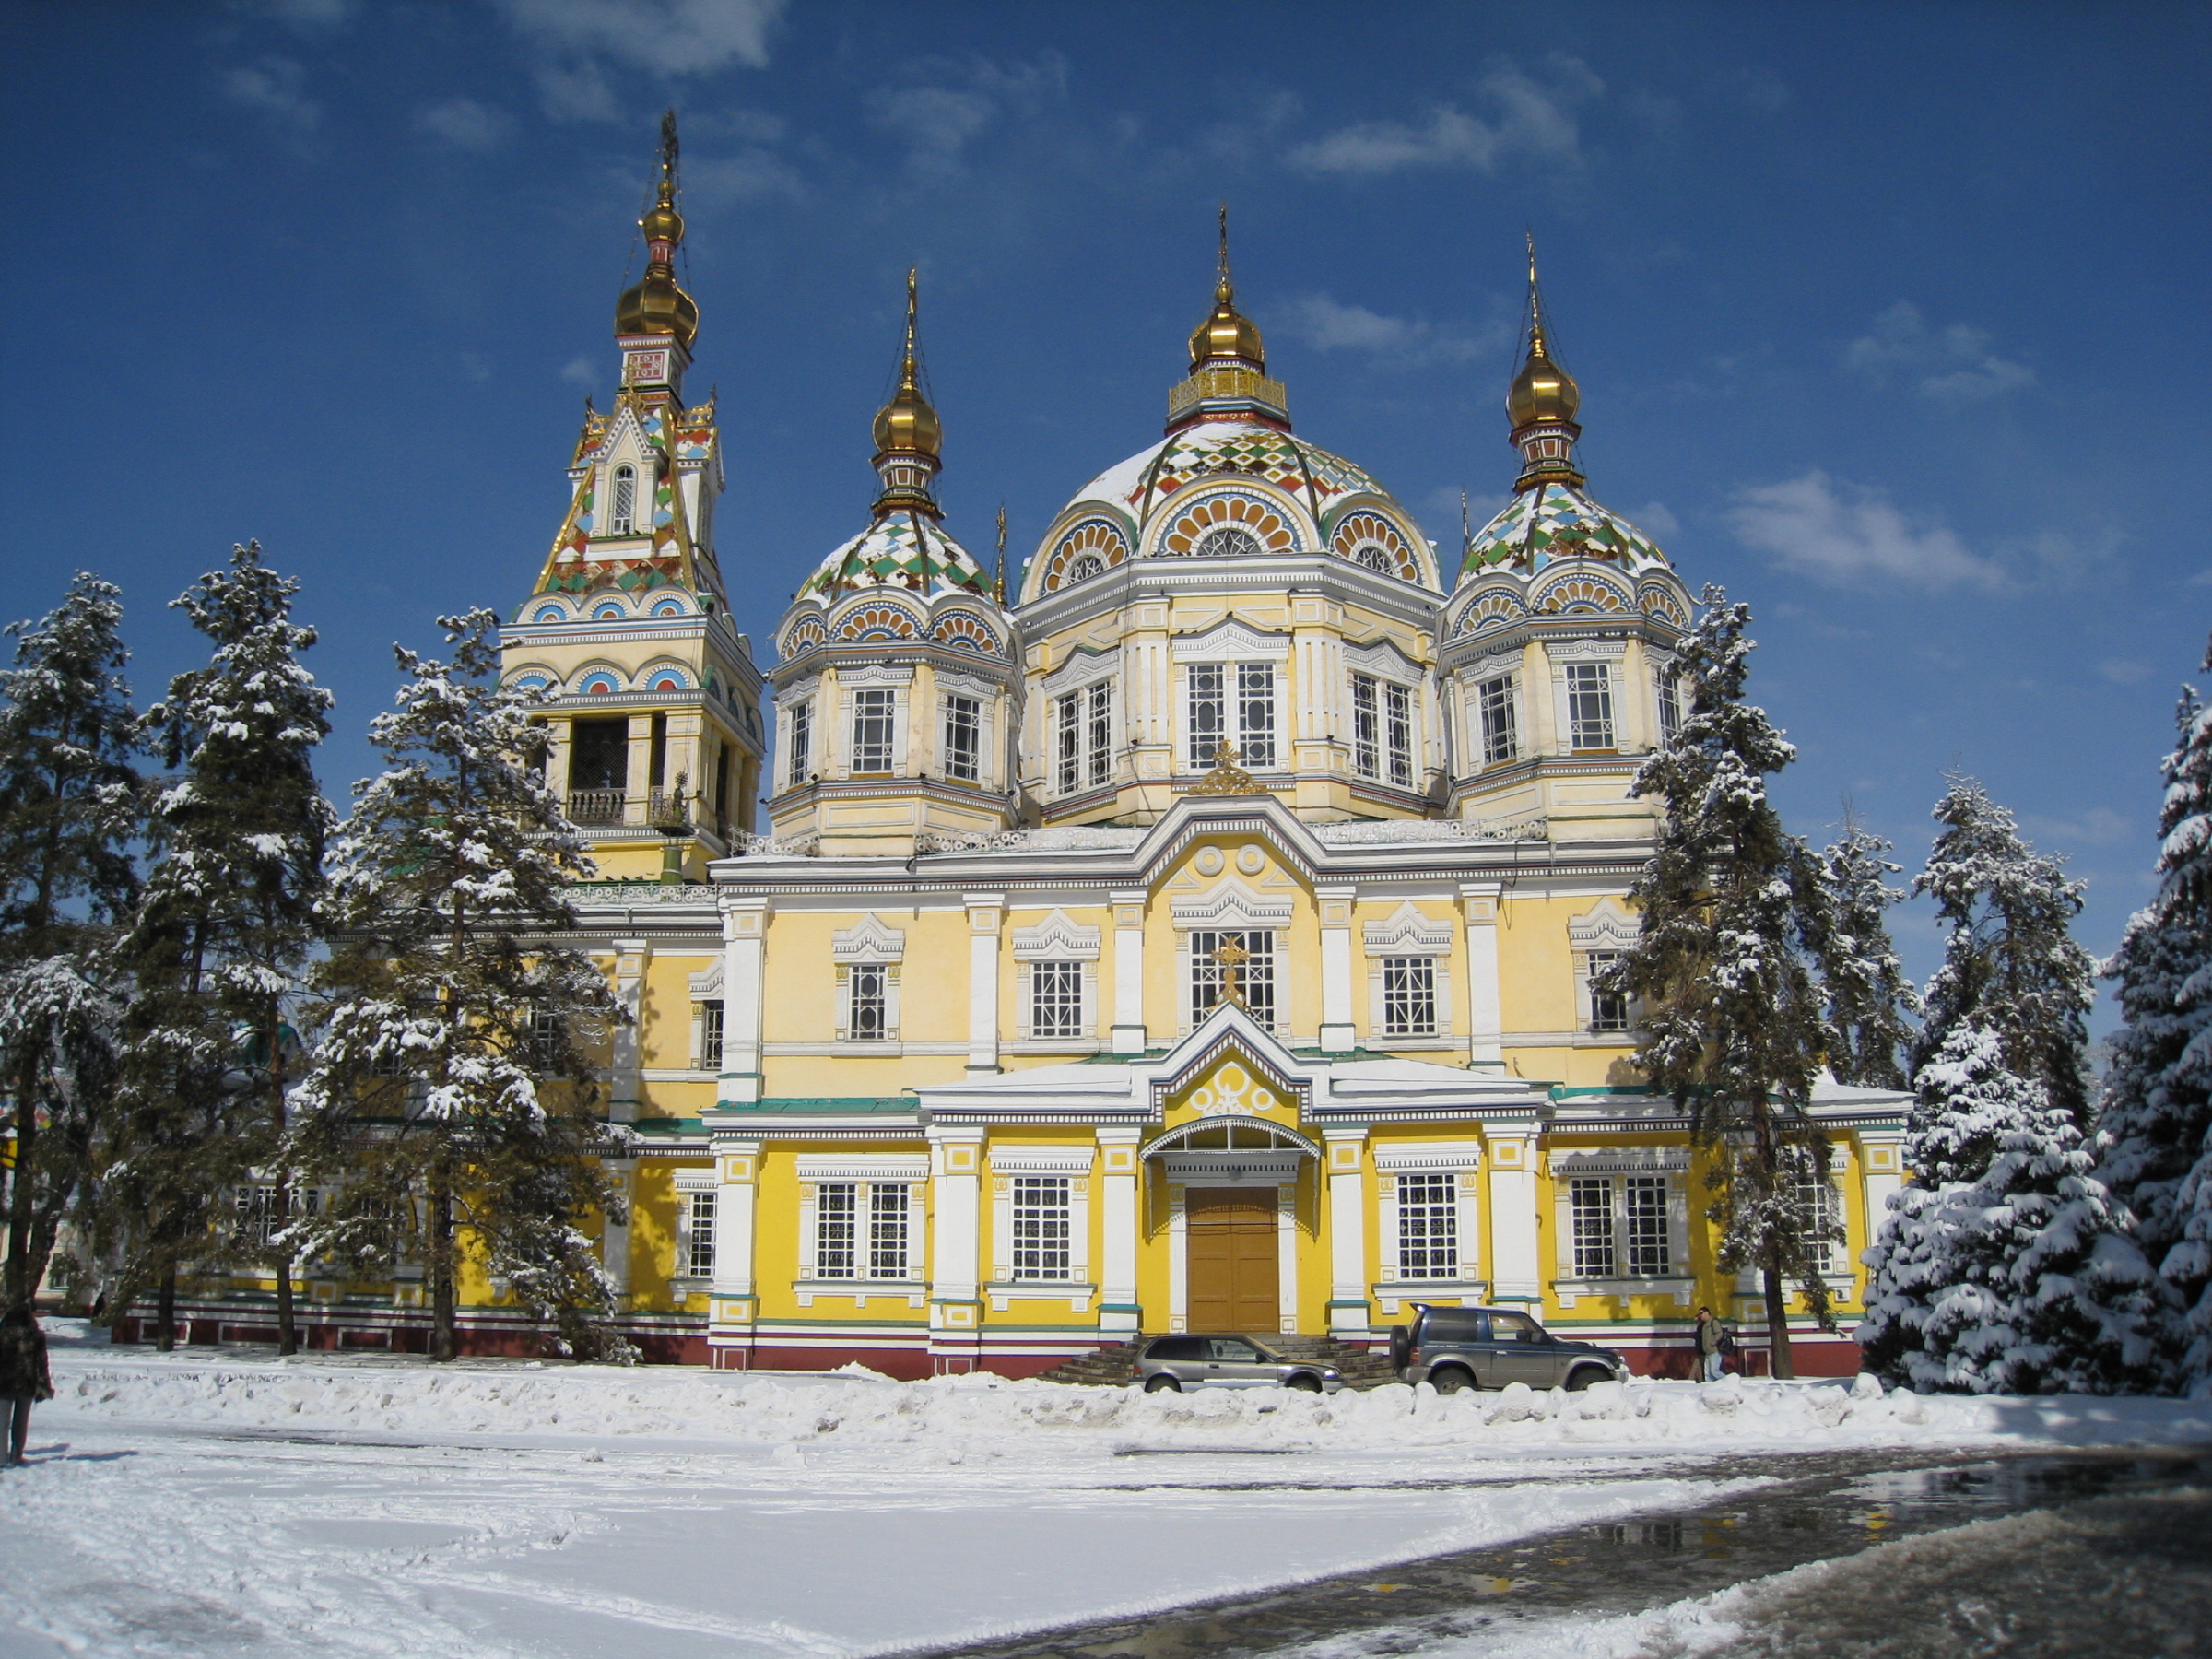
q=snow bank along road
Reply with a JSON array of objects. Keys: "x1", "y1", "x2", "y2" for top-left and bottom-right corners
[{"x1": 5, "y1": 1339, "x2": 2209, "y2": 1659}]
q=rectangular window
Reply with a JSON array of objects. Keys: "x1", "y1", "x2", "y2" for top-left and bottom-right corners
[
  {"x1": 1381, "y1": 958, "x2": 1438, "y2": 1037},
  {"x1": 525, "y1": 1008, "x2": 563, "y2": 1073},
  {"x1": 1188, "y1": 929, "x2": 1277, "y2": 1031},
  {"x1": 1087, "y1": 680, "x2": 1113, "y2": 787},
  {"x1": 1477, "y1": 674, "x2": 1518, "y2": 765},
  {"x1": 869, "y1": 1185, "x2": 912, "y2": 1279},
  {"x1": 700, "y1": 1000, "x2": 724, "y2": 1069},
  {"x1": 846, "y1": 963, "x2": 891, "y2": 1041},
  {"x1": 1187, "y1": 664, "x2": 1227, "y2": 770},
  {"x1": 1655, "y1": 669, "x2": 1683, "y2": 744},
  {"x1": 786, "y1": 700, "x2": 812, "y2": 788},
  {"x1": 1395, "y1": 1171, "x2": 1460, "y2": 1280},
  {"x1": 235, "y1": 1185, "x2": 280, "y2": 1247},
  {"x1": 1566, "y1": 662, "x2": 1616, "y2": 750},
  {"x1": 851, "y1": 688, "x2": 896, "y2": 773},
  {"x1": 1010, "y1": 1175, "x2": 1072, "y2": 1280},
  {"x1": 1030, "y1": 960, "x2": 1085, "y2": 1039},
  {"x1": 1237, "y1": 662, "x2": 1276, "y2": 767},
  {"x1": 1352, "y1": 673, "x2": 1380, "y2": 779},
  {"x1": 1796, "y1": 1171, "x2": 1842, "y2": 1274},
  {"x1": 1571, "y1": 1177, "x2": 1617, "y2": 1277},
  {"x1": 942, "y1": 693, "x2": 981, "y2": 783},
  {"x1": 1586, "y1": 951, "x2": 1630, "y2": 1034},
  {"x1": 1623, "y1": 1176, "x2": 1671, "y2": 1275},
  {"x1": 569, "y1": 715, "x2": 630, "y2": 794},
  {"x1": 1383, "y1": 680, "x2": 1413, "y2": 786},
  {"x1": 1055, "y1": 691, "x2": 1082, "y2": 794},
  {"x1": 816, "y1": 1183, "x2": 858, "y2": 1278},
  {"x1": 683, "y1": 1191, "x2": 717, "y2": 1277}
]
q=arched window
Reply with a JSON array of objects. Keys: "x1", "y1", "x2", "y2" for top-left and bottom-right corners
[
  {"x1": 1193, "y1": 524, "x2": 1264, "y2": 559},
  {"x1": 1068, "y1": 553, "x2": 1105, "y2": 583},
  {"x1": 610, "y1": 465, "x2": 637, "y2": 535},
  {"x1": 1353, "y1": 543, "x2": 1392, "y2": 573}
]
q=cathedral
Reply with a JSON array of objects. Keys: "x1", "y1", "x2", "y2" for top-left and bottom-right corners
[{"x1": 179, "y1": 126, "x2": 1909, "y2": 1375}]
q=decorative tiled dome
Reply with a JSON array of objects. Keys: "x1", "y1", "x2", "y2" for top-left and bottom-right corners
[
  {"x1": 1459, "y1": 483, "x2": 1671, "y2": 584},
  {"x1": 802, "y1": 510, "x2": 994, "y2": 602}
]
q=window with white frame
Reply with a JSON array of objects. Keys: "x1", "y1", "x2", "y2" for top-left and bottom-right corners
[
  {"x1": 1654, "y1": 665, "x2": 1684, "y2": 745},
  {"x1": 234, "y1": 1185, "x2": 281, "y2": 1247},
  {"x1": 1380, "y1": 958, "x2": 1438, "y2": 1037},
  {"x1": 942, "y1": 692, "x2": 982, "y2": 782},
  {"x1": 1584, "y1": 949, "x2": 1630, "y2": 1033},
  {"x1": 851, "y1": 687, "x2": 896, "y2": 773},
  {"x1": 1477, "y1": 673, "x2": 1518, "y2": 764},
  {"x1": 786, "y1": 698, "x2": 812, "y2": 787},
  {"x1": 609, "y1": 464, "x2": 637, "y2": 535},
  {"x1": 1053, "y1": 681, "x2": 1113, "y2": 794},
  {"x1": 1566, "y1": 1173, "x2": 1677, "y2": 1277},
  {"x1": 1395, "y1": 1171, "x2": 1459, "y2": 1280},
  {"x1": 1086, "y1": 680, "x2": 1113, "y2": 787},
  {"x1": 842, "y1": 963, "x2": 893, "y2": 1041},
  {"x1": 1351, "y1": 675, "x2": 1415, "y2": 787},
  {"x1": 869, "y1": 1184, "x2": 913, "y2": 1279},
  {"x1": 1010, "y1": 1176, "x2": 1072, "y2": 1279},
  {"x1": 1030, "y1": 960, "x2": 1085, "y2": 1039},
  {"x1": 1566, "y1": 662, "x2": 1616, "y2": 749},
  {"x1": 815, "y1": 1182, "x2": 859, "y2": 1277},
  {"x1": 681, "y1": 1190, "x2": 717, "y2": 1277},
  {"x1": 698, "y1": 1000, "x2": 724, "y2": 1069},
  {"x1": 1237, "y1": 663, "x2": 1277, "y2": 767},
  {"x1": 1795, "y1": 1166, "x2": 1843, "y2": 1273},
  {"x1": 1571, "y1": 1177, "x2": 1617, "y2": 1276},
  {"x1": 1623, "y1": 1176, "x2": 1671, "y2": 1274},
  {"x1": 1186, "y1": 663, "x2": 1276, "y2": 769},
  {"x1": 1189, "y1": 928, "x2": 1277, "y2": 1030}
]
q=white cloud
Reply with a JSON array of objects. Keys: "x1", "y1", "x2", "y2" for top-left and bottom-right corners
[
  {"x1": 2021, "y1": 806, "x2": 2136, "y2": 850},
  {"x1": 221, "y1": 56, "x2": 320, "y2": 136},
  {"x1": 1630, "y1": 500, "x2": 1681, "y2": 539},
  {"x1": 559, "y1": 356, "x2": 597, "y2": 388},
  {"x1": 685, "y1": 147, "x2": 804, "y2": 205},
  {"x1": 1289, "y1": 57, "x2": 1600, "y2": 177},
  {"x1": 493, "y1": 0, "x2": 784, "y2": 121},
  {"x1": 1273, "y1": 293, "x2": 1495, "y2": 367},
  {"x1": 865, "y1": 53, "x2": 1067, "y2": 178},
  {"x1": 1726, "y1": 470, "x2": 2005, "y2": 590},
  {"x1": 2100, "y1": 658, "x2": 2153, "y2": 685},
  {"x1": 1845, "y1": 301, "x2": 2035, "y2": 402},
  {"x1": 414, "y1": 99, "x2": 515, "y2": 152}
]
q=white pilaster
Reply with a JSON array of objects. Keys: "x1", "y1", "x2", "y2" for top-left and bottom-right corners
[
  {"x1": 1276, "y1": 1182, "x2": 1300, "y2": 1335},
  {"x1": 1324, "y1": 1130, "x2": 1370, "y2": 1336},
  {"x1": 599, "y1": 1159, "x2": 633, "y2": 1309},
  {"x1": 708, "y1": 1139, "x2": 759, "y2": 1370},
  {"x1": 1460, "y1": 882, "x2": 1504, "y2": 1065},
  {"x1": 926, "y1": 1126, "x2": 986, "y2": 1370},
  {"x1": 1858, "y1": 1129, "x2": 1907, "y2": 1270},
  {"x1": 1317, "y1": 884, "x2": 1356, "y2": 1053},
  {"x1": 719, "y1": 896, "x2": 769, "y2": 1105},
  {"x1": 1110, "y1": 888, "x2": 1147, "y2": 1053},
  {"x1": 965, "y1": 892, "x2": 1004, "y2": 1074},
  {"x1": 1486, "y1": 1125, "x2": 1544, "y2": 1304},
  {"x1": 1098, "y1": 1127, "x2": 1143, "y2": 1334},
  {"x1": 609, "y1": 937, "x2": 650, "y2": 1123}
]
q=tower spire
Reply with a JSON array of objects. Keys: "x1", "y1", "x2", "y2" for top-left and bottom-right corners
[
  {"x1": 1505, "y1": 233, "x2": 1584, "y2": 491},
  {"x1": 614, "y1": 110, "x2": 700, "y2": 392},
  {"x1": 870, "y1": 266, "x2": 944, "y2": 519},
  {"x1": 994, "y1": 503, "x2": 1007, "y2": 604},
  {"x1": 1171, "y1": 204, "x2": 1287, "y2": 431}
]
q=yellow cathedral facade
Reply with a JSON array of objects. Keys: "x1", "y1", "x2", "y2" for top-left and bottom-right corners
[{"x1": 161, "y1": 130, "x2": 1904, "y2": 1374}]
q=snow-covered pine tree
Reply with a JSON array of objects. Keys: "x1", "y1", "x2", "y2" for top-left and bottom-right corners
[
  {"x1": 1607, "y1": 586, "x2": 1841, "y2": 1378},
  {"x1": 0, "y1": 574, "x2": 141, "y2": 1313},
  {"x1": 1858, "y1": 1017, "x2": 2155, "y2": 1392},
  {"x1": 292, "y1": 610, "x2": 628, "y2": 1362},
  {"x1": 1810, "y1": 822, "x2": 1919, "y2": 1089},
  {"x1": 2098, "y1": 653, "x2": 2212, "y2": 1390},
  {"x1": 1912, "y1": 774, "x2": 2097, "y2": 1145},
  {"x1": 101, "y1": 545, "x2": 334, "y2": 1351}
]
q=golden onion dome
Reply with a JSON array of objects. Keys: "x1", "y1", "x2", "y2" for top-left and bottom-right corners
[
  {"x1": 1188, "y1": 205, "x2": 1265, "y2": 370},
  {"x1": 613, "y1": 113, "x2": 699, "y2": 348},
  {"x1": 1507, "y1": 336, "x2": 1580, "y2": 427},
  {"x1": 873, "y1": 268, "x2": 943, "y2": 460}
]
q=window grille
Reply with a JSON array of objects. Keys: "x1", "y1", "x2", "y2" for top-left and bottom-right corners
[
  {"x1": 846, "y1": 963, "x2": 891, "y2": 1041},
  {"x1": 1383, "y1": 680, "x2": 1413, "y2": 786},
  {"x1": 1237, "y1": 663, "x2": 1276, "y2": 767},
  {"x1": 868, "y1": 1185, "x2": 912, "y2": 1279},
  {"x1": 683, "y1": 1191, "x2": 717, "y2": 1277},
  {"x1": 1566, "y1": 662, "x2": 1616, "y2": 749},
  {"x1": 1010, "y1": 1176, "x2": 1072, "y2": 1280},
  {"x1": 610, "y1": 465, "x2": 637, "y2": 535},
  {"x1": 1187, "y1": 664, "x2": 1227, "y2": 769},
  {"x1": 1655, "y1": 669, "x2": 1684, "y2": 744},
  {"x1": 525, "y1": 1009, "x2": 563, "y2": 1073},
  {"x1": 1193, "y1": 524, "x2": 1263, "y2": 558},
  {"x1": 1352, "y1": 673, "x2": 1380, "y2": 778},
  {"x1": 1624, "y1": 1176, "x2": 1671, "y2": 1275},
  {"x1": 1188, "y1": 929, "x2": 1277, "y2": 1030},
  {"x1": 1395, "y1": 1171, "x2": 1459, "y2": 1279},
  {"x1": 1087, "y1": 680, "x2": 1113, "y2": 787},
  {"x1": 816, "y1": 1183, "x2": 859, "y2": 1278},
  {"x1": 1381, "y1": 958, "x2": 1437, "y2": 1037},
  {"x1": 942, "y1": 693, "x2": 981, "y2": 782},
  {"x1": 786, "y1": 700, "x2": 812, "y2": 787},
  {"x1": 1478, "y1": 674, "x2": 1518, "y2": 764},
  {"x1": 699, "y1": 1000, "x2": 724, "y2": 1069},
  {"x1": 1571, "y1": 1177, "x2": 1617, "y2": 1276},
  {"x1": 1030, "y1": 960, "x2": 1084, "y2": 1039},
  {"x1": 1585, "y1": 950, "x2": 1630, "y2": 1033},
  {"x1": 235, "y1": 1185, "x2": 281, "y2": 1247},
  {"x1": 1055, "y1": 691, "x2": 1081, "y2": 794},
  {"x1": 1795, "y1": 1170, "x2": 1842, "y2": 1273},
  {"x1": 851, "y1": 688, "x2": 896, "y2": 772}
]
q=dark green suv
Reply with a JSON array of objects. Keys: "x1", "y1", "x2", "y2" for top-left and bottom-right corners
[{"x1": 1390, "y1": 1304, "x2": 1628, "y2": 1393}]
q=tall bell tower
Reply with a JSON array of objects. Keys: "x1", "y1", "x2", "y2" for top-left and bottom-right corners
[{"x1": 500, "y1": 113, "x2": 766, "y2": 880}]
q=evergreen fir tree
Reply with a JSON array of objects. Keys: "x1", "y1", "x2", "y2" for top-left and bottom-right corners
[
  {"x1": 0, "y1": 574, "x2": 141, "y2": 1312},
  {"x1": 100, "y1": 545, "x2": 333, "y2": 1351},
  {"x1": 1608, "y1": 587, "x2": 1841, "y2": 1378},
  {"x1": 291, "y1": 610, "x2": 628, "y2": 1361},
  {"x1": 1810, "y1": 822, "x2": 1919, "y2": 1088}
]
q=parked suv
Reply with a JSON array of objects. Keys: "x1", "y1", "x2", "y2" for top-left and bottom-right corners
[
  {"x1": 1391, "y1": 1304, "x2": 1627, "y2": 1393},
  {"x1": 1136, "y1": 1334, "x2": 1344, "y2": 1394}
]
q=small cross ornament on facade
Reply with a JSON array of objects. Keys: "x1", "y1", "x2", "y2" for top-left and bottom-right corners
[{"x1": 1210, "y1": 937, "x2": 1250, "y2": 1010}]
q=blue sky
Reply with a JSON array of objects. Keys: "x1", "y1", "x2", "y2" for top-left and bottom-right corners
[{"x1": 5, "y1": 0, "x2": 2209, "y2": 1021}]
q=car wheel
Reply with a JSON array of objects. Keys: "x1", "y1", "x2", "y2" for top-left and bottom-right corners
[
  {"x1": 1564, "y1": 1366, "x2": 1606, "y2": 1392},
  {"x1": 1144, "y1": 1374, "x2": 1182, "y2": 1394},
  {"x1": 1430, "y1": 1365, "x2": 1476, "y2": 1395},
  {"x1": 1285, "y1": 1374, "x2": 1324, "y2": 1393}
]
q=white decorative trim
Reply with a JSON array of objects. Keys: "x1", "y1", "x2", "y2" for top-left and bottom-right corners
[
  {"x1": 688, "y1": 959, "x2": 724, "y2": 997},
  {"x1": 840, "y1": 662, "x2": 916, "y2": 685},
  {"x1": 1010, "y1": 909, "x2": 1103, "y2": 961},
  {"x1": 832, "y1": 913, "x2": 907, "y2": 962},
  {"x1": 935, "y1": 669, "x2": 999, "y2": 700},
  {"x1": 987, "y1": 1147, "x2": 1097, "y2": 1173},
  {"x1": 1550, "y1": 1147, "x2": 1690, "y2": 1174},
  {"x1": 794, "y1": 1154, "x2": 931, "y2": 1182},
  {"x1": 1362, "y1": 901, "x2": 1454, "y2": 957},
  {"x1": 1169, "y1": 878, "x2": 1295, "y2": 932},
  {"x1": 1546, "y1": 637, "x2": 1628, "y2": 663},
  {"x1": 1567, "y1": 898, "x2": 1640, "y2": 953},
  {"x1": 1040, "y1": 647, "x2": 1120, "y2": 698},
  {"x1": 1344, "y1": 638, "x2": 1424, "y2": 683},
  {"x1": 1372, "y1": 1142, "x2": 1485, "y2": 1171},
  {"x1": 1170, "y1": 618, "x2": 1292, "y2": 662}
]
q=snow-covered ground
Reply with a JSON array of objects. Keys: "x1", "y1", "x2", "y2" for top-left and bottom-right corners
[{"x1": 6, "y1": 1324, "x2": 2210, "y2": 1659}]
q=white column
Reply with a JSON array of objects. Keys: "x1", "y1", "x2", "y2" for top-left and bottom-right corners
[
  {"x1": 1317, "y1": 884, "x2": 1356, "y2": 1053},
  {"x1": 1110, "y1": 888, "x2": 1147, "y2": 1053},
  {"x1": 609, "y1": 938, "x2": 650, "y2": 1124},
  {"x1": 1277, "y1": 1182, "x2": 1300, "y2": 1335},
  {"x1": 1460, "y1": 882, "x2": 1504, "y2": 1065},
  {"x1": 926, "y1": 1127, "x2": 985, "y2": 1370},
  {"x1": 965, "y1": 892, "x2": 1004, "y2": 1074},
  {"x1": 1098, "y1": 1128, "x2": 1142, "y2": 1334},
  {"x1": 1858, "y1": 1129, "x2": 1906, "y2": 1287},
  {"x1": 709, "y1": 1139, "x2": 759, "y2": 1370},
  {"x1": 719, "y1": 897, "x2": 769, "y2": 1105},
  {"x1": 1325, "y1": 1130, "x2": 1369, "y2": 1337},
  {"x1": 599, "y1": 1159, "x2": 633, "y2": 1310},
  {"x1": 1486, "y1": 1125, "x2": 1544, "y2": 1304}
]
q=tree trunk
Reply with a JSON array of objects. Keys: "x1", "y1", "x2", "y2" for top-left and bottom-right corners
[
  {"x1": 273, "y1": 1196, "x2": 296, "y2": 1358},
  {"x1": 156, "y1": 1269, "x2": 177, "y2": 1353},
  {"x1": 4, "y1": 1065, "x2": 36, "y2": 1310},
  {"x1": 1761, "y1": 1261, "x2": 1794, "y2": 1379},
  {"x1": 429, "y1": 1178, "x2": 455, "y2": 1362},
  {"x1": 266, "y1": 992, "x2": 296, "y2": 1355}
]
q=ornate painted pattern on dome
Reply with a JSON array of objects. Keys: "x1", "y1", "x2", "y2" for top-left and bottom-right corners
[
  {"x1": 1461, "y1": 484, "x2": 1670, "y2": 582},
  {"x1": 1534, "y1": 574, "x2": 1631, "y2": 615},
  {"x1": 1041, "y1": 518, "x2": 1131, "y2": 593},
  {"x1": 1160, "y1": 491, "x2": 1298, "y2": 556},
  {"x1": 836, "y1": 603, "x2": 919, "y2": 641},
  {"x1": 933, "y1": 608, "x2": 1005, "y2": 654},
  {"x1": 1453, "y1": 588, "x2": 1525, "y2": 637},
  {"x1": 1129, "y1": 428, "x2": 1387, "y2": 512},
  {"x1": 806, "y1": 512, "x2": 994, "y2": 600},
  {"x1": 538, "y1": 556, "x2": 687, "y2": 597},
  {"x1": 1330, "y1": 511, "x2": 1420, "y2": 581}
]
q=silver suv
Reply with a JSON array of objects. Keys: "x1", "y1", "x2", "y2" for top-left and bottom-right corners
[
  {"x1": 1392, "y1": 1304, "x2": 1627, "y2": 1393},
  {"x1": 1136, "y1": 1334, "x2": 1344, "y2": 1394}
]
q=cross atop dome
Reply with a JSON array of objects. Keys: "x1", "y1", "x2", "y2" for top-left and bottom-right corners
[
  {"x1": 1168, "y1": 206, "x2": 1290, "y2": 434},
  {"x1": 614, "y1": 111, "x2": 700, "y2": 399},
  {"x1": 871, "y1": 267, "x2": 945, "y2": 519},
  {"x1": 1506, "y1": 234, "x2": 1585, "y2": 491}
]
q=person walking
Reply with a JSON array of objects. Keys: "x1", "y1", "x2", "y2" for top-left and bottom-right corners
[
  {"x1": 1693, "y1": 1305, "x2": 1725, "y2": 1383},
  {"x1": 0, "y1": 1300, "x2": 53, "y2": 1466}
]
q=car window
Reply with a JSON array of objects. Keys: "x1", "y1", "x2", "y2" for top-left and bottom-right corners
[
  {"x1": 1419, "y1": 1310, "x2": 1482, "y2": 1345},
  {"x1": 1147, "y1": 1336, "x2": 1203, "y2": 1361},
  {"x1": 1207, "y1": 1337, "x2": 1260, "y2": 1362},
  {"x1": 1491, "y1": 1312, "x2": 1543, "y2": 1344}
]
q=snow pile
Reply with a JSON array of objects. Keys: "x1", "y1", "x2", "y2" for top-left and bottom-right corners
[{"x1": 44, "y1": 1350, "x2": 2212, "y2": 1457}]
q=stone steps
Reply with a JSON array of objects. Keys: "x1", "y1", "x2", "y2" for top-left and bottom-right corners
[{"x1": 1034, "y1": 1334, "x2": 1401, "y2": 1390}]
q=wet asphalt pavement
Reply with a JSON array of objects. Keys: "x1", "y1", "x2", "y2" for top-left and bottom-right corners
[{"x1": 912, "y1": 1447, "x2": 2212, "y2": 1659}]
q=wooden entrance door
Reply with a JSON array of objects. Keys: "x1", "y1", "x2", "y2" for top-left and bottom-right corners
[{"x1": 1185, "y1": 1187, "x2": 1280, "y2": 1333}]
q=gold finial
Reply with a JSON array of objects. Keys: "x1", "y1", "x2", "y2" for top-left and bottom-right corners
[
  {"x1": 1507, "y1": 231, "x2": 1580, "y2": 432},
  {"x1": 873, "y1": 265, "x2": 943, "y2": 464},
  {"x1": 994, "y1": 504, "x2": 1008, "y2": 603},
  {"x1": 1210, "y1": 937, "x2": 1251, "y2": 1011},
  {"x1": 1461, "y1": 488, "x2": 1472, "y2": 558},
  {"x1": 1188, "y1": 740, "x2": 1267, "y2": 795},
  {"x1": 1188, "y1": 206, "x2": 1265, "y2": 371},
  {"x1": 1217, "y1": 201, "x2": 1233, "y2": 304},
  {"x1": 1525, "y1": 230, "x2": 1547, "y2": 359},
  {"x1": 616, "y1": 109, "x2": 699, "y2": 348},
  {"x1": 900, "y1": 266, "x2": 920, "y2": 392}
]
